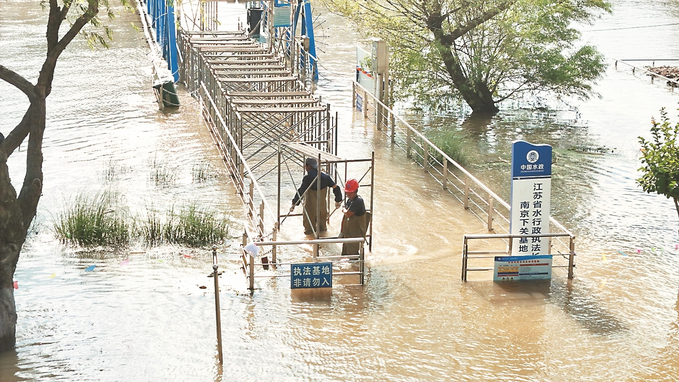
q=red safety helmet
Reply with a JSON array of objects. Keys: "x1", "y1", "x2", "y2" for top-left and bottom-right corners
[{"x1": 344, "y1": 179, "x2": 359, "y2": 193}]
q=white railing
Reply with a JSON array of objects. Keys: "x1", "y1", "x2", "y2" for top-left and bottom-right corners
[{"x1": 352, "y1": 81, "x2": 576, "y2": 278}]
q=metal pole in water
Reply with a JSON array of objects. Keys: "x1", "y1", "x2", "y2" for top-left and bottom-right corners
[{"x1": 212, "y1": 246, "x2": 224, "y2": 364}]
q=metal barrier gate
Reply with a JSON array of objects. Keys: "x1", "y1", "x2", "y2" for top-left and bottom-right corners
[
  {"x1": 462, "y1": 233, "x2": 576, "y2": 281},
  {"x1": 242, "y1": 238, "x2": 367, "y2": 291}
]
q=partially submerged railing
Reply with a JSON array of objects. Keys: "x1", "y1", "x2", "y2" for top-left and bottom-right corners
[
  {"x1": 352, "y1": 80, "x2": 576, "y2": 277},
  {"x1": 614, "y1": 58, "x2": 679, "y2": 89},
  {"x1": 199, "y1": 81, "x2": 278, "y2": 243},
  {"x1": 462, "y1": 233, "x2": 576, "y2": 281},
  {"x1": 242, "y1": 238, "x2": 366, "y2": 291}
]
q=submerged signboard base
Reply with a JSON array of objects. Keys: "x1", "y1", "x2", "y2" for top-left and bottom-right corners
[{"x1": 493, "y1": 255, "x2": 553, "y2": 281}]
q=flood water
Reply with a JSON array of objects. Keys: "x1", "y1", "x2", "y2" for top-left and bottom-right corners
[{"x1": 1, "y1": 0, "x2": 679, "y2": 380}]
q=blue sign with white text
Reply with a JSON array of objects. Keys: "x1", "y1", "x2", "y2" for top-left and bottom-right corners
[
  {"x1": 291, "y1": 262, "x2": 332, "y2": 289},
  {"x1": 511, "y1": 140, "x2": 552, "y2": 179}
]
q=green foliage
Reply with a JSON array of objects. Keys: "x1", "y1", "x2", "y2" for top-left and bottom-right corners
[
  {"x1": 137, "y1": 204, "x2": 229, "y2": 247},
  {"x1": 637, "y1": 108, "x2": 679, "y2": 219},
  {"x1": 53, "y1": 191, "x2": 131, "y2": 247},
  {"x1": 427, "y1": 129, "x2": 469, "y2": 167},
  {"x1": 54, "y1": 194, "x2": 230, "y2": 248},
  {"x1": 322, "y1": 0, "x2": 610, "y2": 113}
]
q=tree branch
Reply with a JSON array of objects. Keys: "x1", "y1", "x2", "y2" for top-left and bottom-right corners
[
  {"x1": 0, "y1": 65, "x2": 38, "y2": 102},
  {"x1": 441, "y1": 0, "x2": 516, "y2": 45},
  {"x1": 38, "y1": 0, "x2": 99, "y2": 95}
]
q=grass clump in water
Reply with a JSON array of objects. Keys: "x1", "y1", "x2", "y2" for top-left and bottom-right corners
[
  {"x1": 53, "y1": 191, "x2": 130, "y2": 247},
  {"x1": 139, "y1": 204, "x2": 229, "y2": 247},
  {"x1": 427, "y1": 129, "x2": 470, "y2": 167}
]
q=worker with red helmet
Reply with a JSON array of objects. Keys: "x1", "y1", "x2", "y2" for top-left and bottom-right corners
[
  {"x1": 291, "y1": 157, "x2": 343, "y2": 235},
  {"x1": 339, "y1": 178, "x2": 368, "y2": 255}
]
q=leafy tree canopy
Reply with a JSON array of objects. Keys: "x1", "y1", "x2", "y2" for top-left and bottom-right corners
[
  {"x1": 322, "y1": 0, "x2": 611, "y2": 114},
  {"x1": 638, "y1": 108, "x2": 679, "y2": 221}
]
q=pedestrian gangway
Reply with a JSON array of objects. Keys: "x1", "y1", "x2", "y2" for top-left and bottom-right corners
[{"x1": 177, "y1": 25, "x2": 374, "y2": 291}]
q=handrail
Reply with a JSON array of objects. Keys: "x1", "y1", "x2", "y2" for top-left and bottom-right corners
[
  {"x1": 244, "y1": 237, "x2": 367, "y2": 290},
  {"x1": 613, "y1": 57, "x2": 679, "y2": 87},
  {"x1": 353, "y1": 81, "x2": 510, "y2": 209},
  {"x1": 352, "y1": 80, "x2": 574, "y2": 239},
  {"x1": 462, "y1": 233, "x2": 576, "y2": 281},
  {"x1": 200, "y1": 82, "x2": 278, "y2": 229}
]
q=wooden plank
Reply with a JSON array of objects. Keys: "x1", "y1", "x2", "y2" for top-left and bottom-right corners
[
  {"x1": 196, "y1": 43, "x2": 260, "y2": 49},
  {"x1": 198, "y1": 46, "x2": 268, "y2": 53},
  {"x1": 189, "y1": 36, "x2": 250, "y2": 42},
  {"x1": 216, "y1": 70, "x2": 291, "y2": 76},
  {"x1": 183, "y1": 30, "x2": 246, "y2": 36},
  {"x1": 219, "y1": 76, "x2": 298, "y2": 82},
  {"x1": 203, "y1": 53, "x2": 275, "y2": 58},
  {"x1": 236, "y1": 106, "x2": 327, "y2": 113},
  {"x1": 227, "y1": 91, "x2": 311, "y2": 97},
  {"x1": 212, "y1": 65, "x2": 284, "y2": 70},
  {"x1": 208, "y1": 59, "x2": 280, "y2": 65},
  {"x1": 230, "y1": 99, "x2": 318, "y2": 105},
  {"x1": 283, "y1": 142, "x2": 344, "y2": 162}
]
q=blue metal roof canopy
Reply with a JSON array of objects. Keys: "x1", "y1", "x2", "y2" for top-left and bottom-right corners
[
  {"x1": 292, "y1": 0, "x2": 318, "y2": 81},
  {"x1": 146, "y1": 0, "x2": 179, "y2": 83}
]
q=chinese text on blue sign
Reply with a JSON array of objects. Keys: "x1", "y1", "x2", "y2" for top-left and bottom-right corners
[
  {"x1": 291, "y1": 262, "x2": 332, "y2": 289},
  {"x1": 509, "y1": 141, "x2": 552, "y2": 256}
]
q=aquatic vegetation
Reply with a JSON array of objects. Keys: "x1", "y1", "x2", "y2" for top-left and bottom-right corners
[
  {"x1": 192, "y1": 161, "x2": 217, "y2": 183},
  {"x1": 150, "y1": 156, "x2": 177, "y2": 186},
  {"x1": 55, "y1": 195, "x2": 229, "y2": 248},
  {"x1": 53, "y1": 191, "x2": 131, "y2": 247},
  {"x1": 162, "y1": 204, "x2": 230, "y2": 247},
  {"x1": 426, "y1": 129, "x2": 469, "y2": 167}
]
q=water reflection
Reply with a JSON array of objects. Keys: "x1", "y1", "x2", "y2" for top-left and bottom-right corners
[
  {"x1": 551, "y1": 279, "x2": 627, "y2": 335},
  {"x1": 2, "y1": 0, "x2": 679, "y2": 380}
]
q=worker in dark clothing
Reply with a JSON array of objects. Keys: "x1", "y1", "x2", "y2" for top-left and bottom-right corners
[
  {"x1": 291, "y1": 157, "x2": 343, "y2": 235},
  {"x1": 339, "y1": 178, "x2": 369, "y2": 255}
]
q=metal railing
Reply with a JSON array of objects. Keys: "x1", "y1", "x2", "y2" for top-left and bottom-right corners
[
  {"x1": 352, "y1": 81, "x2": 576, "y2": 278},
  {"x1": 462, "y1": 233, "x2": 576, "y2": 281},
  {"x1": 613, "y1": 58, "x2": 679, "y2": 89},
  {"x1": 198, "y1": 82, "x2": 278, "y2": 243},
  {"x1": 242, "y1": 238, "x2": 367, "y2": 291},
  {"x1": 211, "y1": 246, "x2": 224, "y2": 364}
]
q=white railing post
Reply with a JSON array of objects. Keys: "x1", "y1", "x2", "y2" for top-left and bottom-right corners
[
  {"x1": 464, "y1": 177, "x2": 470, "y2": 209},
  {"x1": 423, "y1": 142, "x2": 429, "y2": 172},
  {"x1": 406, "y1": 128, "x2": 412, "y2": 158},
  {"x1": 442, "y1": 158, "x2": 448, "y2": 190},
  {"x1": 487, "y1": 198, "x2": 494, "y2": 231}
]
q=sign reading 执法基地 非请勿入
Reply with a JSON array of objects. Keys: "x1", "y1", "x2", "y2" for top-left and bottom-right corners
[
  {"x1": 509, "y1": 141, "x2": 552, "y2": 261},
  {"x1": 291, "y1": 262, "x2": 332, "y2": 289}
]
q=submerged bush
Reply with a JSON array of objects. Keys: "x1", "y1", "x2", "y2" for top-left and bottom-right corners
[
  {"x1": 428, "y1": 129, "x2": 469, "y2": 167},
  {"x1": 53, "y1": 191, "x2": 131, "y2": 247},
  {"x1": 55, "y1": 192, "x2": 229, "y2": 249},
  {"x1": 139, "y1": 204, "x2": 229, "y2": 247}
]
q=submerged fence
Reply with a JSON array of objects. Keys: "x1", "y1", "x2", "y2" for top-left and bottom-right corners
[{"x1": 352, "y1": 81, "x2": 576, "y2": 278}]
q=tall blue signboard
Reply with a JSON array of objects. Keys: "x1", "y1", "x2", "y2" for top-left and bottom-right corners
[{"x1": 498, "y1": 141, "x2": 553, "y2": 281}]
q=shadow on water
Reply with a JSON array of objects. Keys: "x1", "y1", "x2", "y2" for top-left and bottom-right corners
[
  {"x1": 550, "y1": 278, "x2": 627, "y2": 335},
  {"x1": 468, "y1": 278, "x2": 626, "y2": 336}
]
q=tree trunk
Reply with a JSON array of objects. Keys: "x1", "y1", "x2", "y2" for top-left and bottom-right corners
[
  {"x1": 0, "y1": 150, "x2": 28, "y2": 352},
  {"x1": 427, "y1": 9, "x2": 503, "y2": 115},
  {"x1": 0, "y1": 0, "x2": 96, "y2": 353},
  {"x1": 0, "y1": 265, "x2": 18, "y2": 352}
]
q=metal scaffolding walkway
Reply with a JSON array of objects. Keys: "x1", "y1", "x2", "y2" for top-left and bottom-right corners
[{"x1": 177, "y1": 24, "x2": 374, "y2": 291}]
